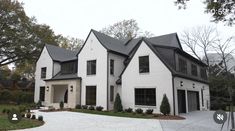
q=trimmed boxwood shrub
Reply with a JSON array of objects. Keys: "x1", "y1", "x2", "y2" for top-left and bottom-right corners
[
  {"x1": 38, "y1": 115, "x2": 43, "y2": 121},
  {"x1": 88, "y1": 105, "x2": 95, "y2": 110},
  {"x1": 31, "y1": 114, "x2": 36, "y2": 119},
  {"x1": 60, "y1": 101, "x2": 64, "y2": 109},
  {"x1": 125, "y1": 108, "x2": 133, "y2": 113},
  {"x1": 21, "y1": 113, "x2": 25, "y2": 117},
  {"x1": 75, "y1": 104, "x2": 81, "y2": 109},
  {"x1": 82, "y1": 105, "x2": 88, "y2": 109},
  {"x1": 26, "y1": 113, "x2": 31, "y2": 118},
  {"x1": 19, "y1": 105, "x2": 27, "y2": 113},
  {"x1": 135, "y1": 108, "x2": 143, "y2": 114},
  {"x1": 160, "y1": 94, "x2": 170, "y2": 115},
  {"x1": 145, "y1": 109, "x2": 153, "y2": 114},
  {"x1": 96, "y1": 106, "x2": 103, "y2": 111},
  {"x1": 114, "y1": 93, "x2": 123, "y2": 112}
]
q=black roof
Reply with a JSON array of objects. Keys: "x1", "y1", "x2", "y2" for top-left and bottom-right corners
[
  {"x1": 45, "y1": 44, "x2": 79, "y2": 62},
  {"x1": 44, "y1": 73, "x2": 81, "y2": 81}
]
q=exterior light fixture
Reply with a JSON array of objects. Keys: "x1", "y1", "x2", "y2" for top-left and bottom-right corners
[
  {"x1": 193, "y1": 83, "x2": 195, "y2": 88},
  {"x1": 180, "y1": 81, "x2": 183, "y2": 87},
  {"x1": 46, "y1": 86, "x2": 49, "y2": 91},
  {"x1": 70, "y1": 86, "x2": 73, "y2": 92}
]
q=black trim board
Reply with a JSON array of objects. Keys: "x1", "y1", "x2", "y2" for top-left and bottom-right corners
[{"x1": 44, "y1": 77, "x2": 81, "y2": 81}]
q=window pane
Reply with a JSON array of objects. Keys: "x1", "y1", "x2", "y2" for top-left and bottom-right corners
[
  {"x1": 191, "y1": 64, "x2": 198, "y2": 76},
  {"x1": 135, "y1": 88, "x2": 156, "y2": 106},
  {"x1": 110, "y1": 59, "x2": 114, "y2": 75},
  {"x1": 179, "y1": 58, "x2": 187, "y2": 74},
  {"x1": 39, "y1": 86, "x2": 45, "y2": 101},
  {"x1": 86, "y1": 86, "x2": 96, "y2": 105},
  {"x1": 87, "y1": 60, "x2": 96, "y2": 75},
  {"x1": 41, "y1": 67, "x2": 46, "y2": 78},
  {"x1": 110, "y1": 86, "x2": 114, "y2": 102},
  {"x1": 61, "y1": 61, "x2": 77, "y2": 74},
  {"x1": 200, "y1": 68, "x2": 207, "y2": 79},
  {"x1": 139, "y1": 56, "x2": 149, "y2": 73}
]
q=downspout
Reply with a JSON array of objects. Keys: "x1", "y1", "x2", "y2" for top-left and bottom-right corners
[{"x1": 107, "y1": 51, "x2": 109, "y2": 110}]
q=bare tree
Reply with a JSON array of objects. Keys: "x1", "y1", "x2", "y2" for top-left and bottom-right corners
[{"x1": 180, "y1": 26, "x2": 219, "y2": 66}]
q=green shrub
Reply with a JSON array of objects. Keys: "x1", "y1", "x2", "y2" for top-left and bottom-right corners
[
  {"x1": 114, "y1": 93, "x2": 123, "y2": 112},
  {"x1": 26, "y1": 113, "x2": 31, "y2": 118},
  {"x1": 124, "y1": 108, "x2": 133, "y2": 113},
  {"x1": 2, "y1": 108, "x2": 6, "y2": 114},
  {"x1": 135, "y1": 108, "x2": 143, "y2": 114},
  {"x1": 21, "y1": 113, "x2": 25, "y2": 117},
  {"x1": 38, "y1": 115, "x2": 43, "y2": 121},
  {"x1": 88, "y1": 105, "x2": 95, "y2": 110},
  {"x1": 82, "y1": 105, "x2": 88, "y2": 109},
  {"x1": 0, "y1": 90, "x2": 12, "y2": 102},
  {"x1": 75, "y1": 104, "x2": 81, "y2": 109},
  {"x1": 96, "y1": 106, "x2": 103, "y2": 111},
  {"x1": 160, "y1": 94, "x2": 170, "y2": 115},
  {"x1": 36, "y1": 100, "x2": 42, "y2": 108},
  {"x1": 18, "y1": 105, "x2": 27, "y2": 113},
  {"x1": 145, "y1": 109, "x2": 153, "y2": 114},
  {"x1": 31, "y1": 115, "x2": 36, "y2": 119},
  {"x1": 60, "y1": 101, "x2": 64, "y2": 109}
]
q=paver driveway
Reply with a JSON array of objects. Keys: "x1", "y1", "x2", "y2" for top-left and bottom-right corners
[{"x1": 18, "y1": 110, "x2": 162, "y2": 131}]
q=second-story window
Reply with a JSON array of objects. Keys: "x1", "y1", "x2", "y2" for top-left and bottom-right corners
[
  {"x1": 179, "y1": 58, "x2": 187, "y2": 74},
  {"x1": 110, "y1": 59, "x2": 114, "y2": 75},
  {"x1": 139, "y1": 56, "x2": 149, "y2": 73},
  {"x1": 41, "y1": 67, "x2": 47, "y2": 79},
  {"x1": 61, "y1": 61, "x2": 77, "y2": 74},
  {"x1": 200, "y1": 68, "x2": 207, "y2": 79},
  {"x1": 87, "y1": 60, "x2": 96, "y2": 75},
  {"x1": 191, "y1": 64, "x2": 198, "y2": 76}
]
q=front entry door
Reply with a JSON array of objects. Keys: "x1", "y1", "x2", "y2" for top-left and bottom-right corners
[
  {"x1": 64, "y1": 89, "x2": 68, "y2": 103},
  {"x1": 177, "y1": 90, "x2": 186, "y2": 113}
]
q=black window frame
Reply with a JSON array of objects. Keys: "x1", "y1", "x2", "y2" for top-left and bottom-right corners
[
  {"x1": 86, "y1": 86, "x2": 96, "y2": 105},
  {"x1": 178, "y1": 58, "x2": 187, "y2": 74},
  {"x1": 135, "y1": 88, "x2": 156, "y2": 106},
  {"x1": 139, "y1": 56, "x2": 149, "y2": 73},
  {"x1": 200, "y1": 68, "x2": 207, "y2": 79},
  {"x1": 110, "y1": 59, "x2": 114, "y2": 75},
  {"x1": 110, "y1": 85, "x2": 114, "y2": 102},
  {"x1": 41, "y1": 67, "x2": 47, "y2": 79},
  {"x1": 191, "y1": 64, "x2": 198, "y2": 76},
  {"x1": 61, "y1": 61, "x2": 77, "y2": 74},
  {"x1": 39, "y1": 86, "x2": 45, "y2": 101},
  {"x1": 87, "y1": 60, "x2": 96, "y2": 75}
]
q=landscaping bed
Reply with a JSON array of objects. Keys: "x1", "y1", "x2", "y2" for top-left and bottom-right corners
[{"x1": 0, "y1": 104, "x2": 44, "y2": 130}]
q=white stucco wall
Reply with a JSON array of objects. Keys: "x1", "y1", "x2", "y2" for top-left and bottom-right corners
[
  {"x1": 174, "y1": 77, "x2": 210, "y2": 115},
  {"x1": 121, "y1": 41, "x2": 174, "y2": 114},
  {"x1": 108, "y1": 53, "x2": 126, "y2": 110},
  {"x1": 34, "y1": 47, "x2": 53, "y2": 103},
  {"x1": 78, "y1": 32, "x2": 108, "y2": 110},
  {"x1": 53, "y1": 62, "x2": 61, "y2": 76}
]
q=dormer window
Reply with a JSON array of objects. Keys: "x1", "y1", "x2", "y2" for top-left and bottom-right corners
[
  {"x1": 179, "y1": 58, "x2": 187, "y2": 74},
  {"x1": 191, "y1": 64, "x2": 198, "y2": 76}
]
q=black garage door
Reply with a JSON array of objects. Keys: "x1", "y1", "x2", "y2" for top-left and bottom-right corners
[
  {"x1": 177, "y1": 90, "x2": 186, "y2": 113},
  {"x1": 187, "y1": 91, "x2": 199, "y2": 112}
]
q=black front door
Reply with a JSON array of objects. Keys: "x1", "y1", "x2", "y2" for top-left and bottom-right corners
[
  {"x1": 177, "y1": 90, "x2": 186, "y2": 113},
  {"x1": 64, "y1": 89, "x2": 68, "y2": 103}
]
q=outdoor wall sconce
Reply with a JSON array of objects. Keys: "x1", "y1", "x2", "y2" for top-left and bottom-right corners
[
  {"x1": 70, "y1": 86, "x2": 73, "y2": 92},
  {"x1": 202, "y1": 86, "x2": 205, "y2": 90},
  {"x1": 193, "y1": 83, "x2": 195, "y2": 88},
  {"x1": 46, "y1": 86, "x2": 49, "y2": 92},
  {"x1": 180, "y1": 81, "x2": 183, "y2": 87}
]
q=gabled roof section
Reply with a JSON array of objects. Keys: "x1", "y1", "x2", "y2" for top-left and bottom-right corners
[
  {"x1": 45, "y1": 44, "x2": 79, "y2": 62},
  {"x1": 91, "y1": 29, "x2": 129, "y2": 56},
  {"x1": 148, "y1": 33, "x2": 182, "y2": 49}
]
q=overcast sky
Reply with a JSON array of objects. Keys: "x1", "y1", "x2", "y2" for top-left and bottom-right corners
[{"x1": 19, "y1": 0, "x2": 235, "y2": 53}]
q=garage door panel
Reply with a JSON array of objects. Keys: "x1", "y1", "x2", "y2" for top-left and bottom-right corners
[{"x1": 187, "y1": 91, "x2": 199, "y2": 112}]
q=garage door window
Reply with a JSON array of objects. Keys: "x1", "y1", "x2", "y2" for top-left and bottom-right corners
[{"x1": 135, "y1": 88, "x2": 156, "y2": 106}]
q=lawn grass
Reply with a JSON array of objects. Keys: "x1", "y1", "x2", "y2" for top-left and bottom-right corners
[
  {"x1": 0, "y1": 104, "x2": 44, "y2": 130},
  {"x1": 72, "y1": 109, "x2": 155, "y2": 119}
]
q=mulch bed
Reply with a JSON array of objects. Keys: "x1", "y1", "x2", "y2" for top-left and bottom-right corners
[
  {"x1": 154, "y1": 114, "x2": 185, "y2": 120},
  {"x1": 39, "y1": 108, "x2": 72, "y2": 112}
]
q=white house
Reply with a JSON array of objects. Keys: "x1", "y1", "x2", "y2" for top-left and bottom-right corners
[{"x1": 34, "y1": 29, "x2": 210, "y2": 115}]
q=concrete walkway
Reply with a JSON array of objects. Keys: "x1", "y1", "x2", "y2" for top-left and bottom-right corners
[
  {"x1": 160, "y1": 111, "x2": 232, "y2": 131},
  {"x1": 18, "y1": 110, "x2": 162, "y2": 131}
]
